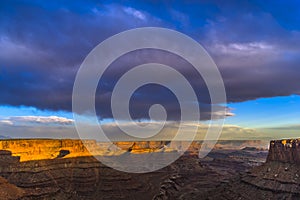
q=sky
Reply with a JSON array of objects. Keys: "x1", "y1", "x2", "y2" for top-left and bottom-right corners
[{"x1": 0, "y1": 0, "x2": 299, "y2": 140}]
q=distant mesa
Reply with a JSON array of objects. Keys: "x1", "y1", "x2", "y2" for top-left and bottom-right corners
[
  {"x1": 0, "y1": 139, "x2": 99, "y2": 162},
  {"x1": 0, "y1": 138, "x2": 272, "y2": 162},
  {"x1": 0, "y1": 139, "x2": 178, "y2": 162},
  {"x1": 242, "y1": 147, "x2": 260, "y2": 151},
  {"x1": 113, "y1": 141, "x2": 172, "y2": 153}
]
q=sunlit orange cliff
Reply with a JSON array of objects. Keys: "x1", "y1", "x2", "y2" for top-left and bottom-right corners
[{"x1": 0, "y1": 139, "x2": 180, "y2": 161}]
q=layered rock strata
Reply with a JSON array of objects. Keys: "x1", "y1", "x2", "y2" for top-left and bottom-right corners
[
  {"x1": 203, "y1": 139, "x2": 300, "y2": 200},
  {"x1": 0, "y1": 152, "x2": 173, "y2": 200},
  {"x1": 0, "y1": 139, "x2": 178, "y2": 162},
  {"x1": 267, "y1": 139, "x2": 300, "y2": 163}
]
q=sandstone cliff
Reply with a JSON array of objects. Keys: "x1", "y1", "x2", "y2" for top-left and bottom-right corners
[
  {"x1": 0, "y1": 139, "x2": 181, "y2": 162},
  {"x1": 0, "y1": 139, "x2": 268, "y2": 162},
  {"x1": 267, "y1": 139, "x2": 300, "y2": 163},
  {"x1": 0, "y1": 139, "x2": 104, "y2": 161}
]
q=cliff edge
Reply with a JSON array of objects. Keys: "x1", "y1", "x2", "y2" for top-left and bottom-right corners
[{"x1": 0, "y1": 139, "x2": 178, "y2": 162}]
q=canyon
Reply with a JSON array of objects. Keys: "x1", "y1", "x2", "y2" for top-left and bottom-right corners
[
  {"x1": 0, "y1": 138, "x2": 297, "y2": 199},
  {"x1": 202, "y1": 139, "x2": 300, "y2": 199}
]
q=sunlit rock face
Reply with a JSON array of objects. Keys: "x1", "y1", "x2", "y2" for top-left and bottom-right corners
[
  {"x1": 267, "y1": 139, "x2": 300, "y2": 163},
  {"x1": 0, "y1": 140, "x2": 179, "y2": 162},
  {"x1": 0, "y1": 139, "x2": 106, "y2": 161},
  {"x1": 0, "y1": 139, "x2": 267, "y2": 162}
]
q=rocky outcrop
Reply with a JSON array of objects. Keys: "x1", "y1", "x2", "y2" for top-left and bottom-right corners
[
  {"x1": 267, "y1": 139, "x2": 300, "y2": 163},
  {"x1": 202, "y1": 139, "x2": 300, "y2": 200}
]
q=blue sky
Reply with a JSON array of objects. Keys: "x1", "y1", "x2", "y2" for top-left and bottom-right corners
[
  {"x1": 227, "y1": 95, "x2": 300, "y2": 128},
  {"x1": 0, "y1": 0, "x2": 299, "y2": 140}
]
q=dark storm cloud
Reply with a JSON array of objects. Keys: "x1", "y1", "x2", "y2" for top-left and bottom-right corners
[
  {"x1": 0, "y1": 0, "x2": 299, "y2": 120},
  {"x1": 0, "y1": 0, "x2": 162, "y2": 111}
]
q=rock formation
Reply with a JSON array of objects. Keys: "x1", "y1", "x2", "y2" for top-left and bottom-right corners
[
  {"x1": 267, "y1": 139, "x2": 300, "y2": 163},
  {"x1": 0, "y1": 139, "x2": 102, "y2": 161},
  {"x1": 113, "y1": 141, "x2": 173, "y2": 153},
  {"x1": 203, "y1": 139, "x2": 300, "y2": 200},
  {"x1": 0, "y1": 139, "x2": 179, "y2": 162}
]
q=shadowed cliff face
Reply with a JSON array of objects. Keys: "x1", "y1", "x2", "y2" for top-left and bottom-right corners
[{"x1": 267, "y1": 139, "x2": 300, "y2": 163}]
